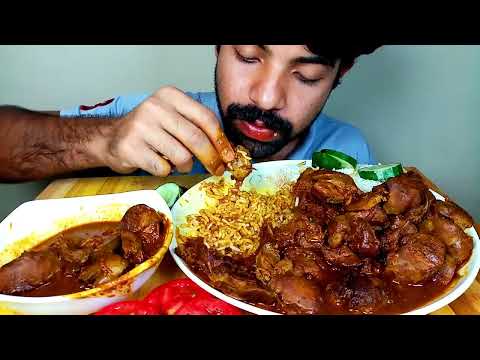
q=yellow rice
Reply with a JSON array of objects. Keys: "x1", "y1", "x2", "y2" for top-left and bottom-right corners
[{"x1": 179, "y1": 178, "x2": 295, "y2": 257}]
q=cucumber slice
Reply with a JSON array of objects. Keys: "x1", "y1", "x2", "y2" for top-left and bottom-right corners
[
  {"x1": 155, "y1": 183, "x2": 183, "y2": 208},
  {"x1": 312, "y1": 149, "x2": 358, "y2": 170},
  {"x1": 358, "y1": 163, "x2": 404, "y2": 181}
]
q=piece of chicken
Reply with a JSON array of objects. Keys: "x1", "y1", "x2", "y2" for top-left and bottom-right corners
[
  {"x1": 433, "y1": 200, "x2": 474, "y2": 230},
  {"x1": 422, "y1": 214, "x2": 473, "y2": 266},
  {"x1": 381, "y1": 216, "x2": 418, "y2": 254},
  {"x1": 385, "y1": 233, "x2": 446, "y2": 285},
  {"x1": 269, "y1": 275, "x2": 323, "y2": 315},
  {"x1": 120, "y1": 204, "x2": 168, "y2": 265},
  {"x1": 0, "y1": 251, "x2": 61, "y2": 295},
  {"x1": 311, "y1": 170, "x2": 360, "y2": 205},
  {"x1": 327, "y1": 214, "x2": 380, "y2": 258},
  {"x1": 78, "y1": 254, "x2": 129, "y2": 286},
  {"x1": 383, "y1": 172, "x2": 433, "y2": 216},
  {"x1": 346, "y1": 186, "x2": 389, "y2": 229},
  {"x1": 226, "y1": 145, "x2": 253, "y2": 184}
]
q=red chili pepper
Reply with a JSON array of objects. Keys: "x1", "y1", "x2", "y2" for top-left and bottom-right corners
[
  {"x1": 174, "y1": 296, "x2": 242, "y2": 315},
  {"x1": 143, "y1": 278, "x2": 211, "y2": 315},
  {"x1": 95, "y1": 300, "x2": 159, "y2": 315}
]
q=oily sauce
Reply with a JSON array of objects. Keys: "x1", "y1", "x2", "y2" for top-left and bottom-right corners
[{"x1": 16, "y1": 222, "x2": 121, "y2": 297}]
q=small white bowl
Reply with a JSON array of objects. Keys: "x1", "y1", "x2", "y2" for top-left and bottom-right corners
[{"x1": 0, "y1": 190, "x2": 173, "y2": 315}]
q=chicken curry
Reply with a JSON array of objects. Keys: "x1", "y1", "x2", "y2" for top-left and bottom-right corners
[{"x1": 0, "y1": 204, "x2": 169, "y2": 297}]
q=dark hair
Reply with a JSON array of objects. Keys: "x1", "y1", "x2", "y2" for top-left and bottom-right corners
[
  {"x1": 216, "y1": 44, "x2": 381, "y2": 88},
  {"x1": 305, "y1": 43, "x2": 381, "y2": 87}
]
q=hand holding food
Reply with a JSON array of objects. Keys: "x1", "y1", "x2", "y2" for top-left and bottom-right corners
[{"x1": 97, "y1": 86, "x2": 236, "y2": 177}]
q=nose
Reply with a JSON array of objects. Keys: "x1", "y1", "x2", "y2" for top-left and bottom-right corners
[{"x1": 249, "y1": 68, "x2": 286, "y2": 112}]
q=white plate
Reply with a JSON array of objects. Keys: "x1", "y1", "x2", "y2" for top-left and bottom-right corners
[{"x1": 170, "y1": 160, "x2": 480, "y2": 315}]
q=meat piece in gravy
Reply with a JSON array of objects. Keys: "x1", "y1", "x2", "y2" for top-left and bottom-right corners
[
  {"x1": 320, "y1": 245, "x2": 362, "y2": 267},
  {"x1": 433, "y1": 200, "x2": 474, "y2": 230},
  {"x1": 385, "y1": 233, "x2": 446, "y2": 285},
  {"x1": 328, "y1": 215, "x2": 380, "y2": 258},
  {"x1": 121, "y1": 204, "x2": 167, "y2": 265},
  {"x1": 381, "y1": 216, "x2": 418, "y2": 254},
  {"x1": 209, "y1": 271, "x2": 276, "y2": 305},
  {"x1": 255, "y1": 243, "x2": 281, "y2": 285},
  {"x1": 0, "y1": 251, "x2": 61, "y2": 295},
  {"x1": 403, "y1": 189, "x2": 435, "y2": 225},
  {"x1": 348, "y1": 205, "x2": 389, "y2": 229},
  {"x1": 348, "y1": 276, "x2": 388, "y2": 314},
  {"x1": 431, "y1": 255, "x2": 457, "y2": 287},
  {"x1": 284, "y1": 248, "x2": 339, "y2": 285},
  {"x1": 347, "y1": 217, "x2": 380, "y2": 258},
  {"x1": 272, "y1": 215, "x2": 325, "y2": 250},
  {"x1": 295, "y1": 192, "x2": 339, "y2": 225},
  {"x1": 346, "y1": 188, "x2": 389, "y2": 229},
  {"x1": 427, "y1": 214, "x2": 473, "y2": 266},
  {"x1": 383, "y1": 172, "x2": 429, "y2": 215},
  {"x1": 78, "y1": 254, "x2": 129, "y2": 286},
  {"x1": 310, "y1": 170, "x2": 360, "y2": 205},
  {"x1": 346, "y1": 186, "x2": 388, "y2": 211},
  {"x1": 328, "y1": 215, "x2": 350, "y2": 248},
  {"x1": 325, "y1": 276, "x2": 388, "y2": 314},
  {"x1": 269, "y1": 275, "x2": 323, "y2": 314}
]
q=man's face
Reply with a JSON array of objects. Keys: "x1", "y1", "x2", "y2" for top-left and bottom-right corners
[{"x1": 215, "y1": 45, "x2": 340, "y2": 159}]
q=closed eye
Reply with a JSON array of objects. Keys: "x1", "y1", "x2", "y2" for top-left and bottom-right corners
[
  {"x1": 234, "y1": 49, "x2": 259, "y2": 64},
  {"x1": 294, "y1": 72, "x2": 321, "y2": 86}
]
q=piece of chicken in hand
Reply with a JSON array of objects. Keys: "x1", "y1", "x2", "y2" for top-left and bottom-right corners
[{"x1": 226, "y1": 145, "x2": 253, "y2": 185}]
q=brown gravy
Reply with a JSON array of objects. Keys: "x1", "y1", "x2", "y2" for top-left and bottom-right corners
[{"x1": 17, "y1": 222, "x2": 122, "y2": 297}]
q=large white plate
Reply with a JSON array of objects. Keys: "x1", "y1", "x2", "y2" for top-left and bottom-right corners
[{"x1": 169, "y1": 160, "x2": 480, "y2": 315}]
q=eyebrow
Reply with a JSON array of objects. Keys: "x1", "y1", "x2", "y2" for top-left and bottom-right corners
[
  {"x1": 293, "y1": 55, "x2": 335, "y2": 67},
  {"x1": 256, "y1": 45, "x2": 335, "y2": 67}
]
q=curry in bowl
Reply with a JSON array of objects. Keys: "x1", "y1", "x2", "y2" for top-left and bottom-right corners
[{"x1": 0, "y1": 204, "x2": 169, "y2": 297}]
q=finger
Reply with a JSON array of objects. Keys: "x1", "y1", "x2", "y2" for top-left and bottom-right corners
[
  {"x1": 143, "y1": 128, "x2": 194, "y2": 173},
  {"x1": 135, "y1": 145, "x2": 172, "y2": 177},
  {"x1": 159, "y1": 111, "x2": 225, "y2": 176},
  {"x1": 154, "y1": 87, "x2": 235, "y2": 163}
]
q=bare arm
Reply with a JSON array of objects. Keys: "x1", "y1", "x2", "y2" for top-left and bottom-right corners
[
  {"x1": 0, "y1": 106, "x2": 113, "y2": 182},
  {"x1": 0, "y1": 87, "x2": 236, "y2": 182}
]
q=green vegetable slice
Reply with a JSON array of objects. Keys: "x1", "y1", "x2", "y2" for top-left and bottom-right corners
[
  {"x1": 358, "y1": 163, "x2": 404, "y2": 181},
  {"x1": 156, "y1": 183, "x2": 183, "y2": 208},
  {"x1": 312, "y1": 149, "x2": 358, "y2": 170}
]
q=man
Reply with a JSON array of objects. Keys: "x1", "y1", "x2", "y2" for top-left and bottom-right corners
[{"x1": 0, "y1": 45, "x2": 379, "y2": 182}]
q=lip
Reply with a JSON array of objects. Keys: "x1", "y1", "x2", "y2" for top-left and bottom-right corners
[{"x1": 235, "y1": 120, "x2": 277, "y2": 142}]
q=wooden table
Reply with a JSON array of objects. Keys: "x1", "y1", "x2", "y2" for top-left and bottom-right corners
[{"x1": 36, "y1": 170, "x2": 480, "y2": 315}]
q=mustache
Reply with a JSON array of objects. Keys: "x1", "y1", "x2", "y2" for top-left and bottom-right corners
[{"x1": 225, "y1": 103, "x2": 293, "y2": 135}]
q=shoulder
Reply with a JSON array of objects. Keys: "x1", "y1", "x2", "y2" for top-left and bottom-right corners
[
  {"x1": 60, "y1": 90, "x2": 217, "y2": 118},
  {"x1": 60, "y1": 93, "x2": 150, "y2": 118},
  {"x1": 186, "y1": 91, "x2": 218, "y2": 112},
  {"x1": 307, "y1": 113, "x2": 376, "y2": 164}
]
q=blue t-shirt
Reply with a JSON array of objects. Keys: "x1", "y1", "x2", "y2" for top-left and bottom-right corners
[{"x1": 61, "y1": 91, "x2": 376, "y2": 175}]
